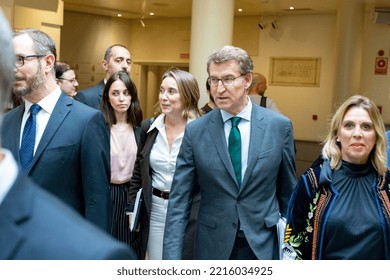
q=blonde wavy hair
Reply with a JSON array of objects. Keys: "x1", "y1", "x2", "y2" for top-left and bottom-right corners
[
  {"x1": 322, "y1": 95, "x2": 387, "y2": 176},
  {"x1": 154, "y1": 67, "x2": 201, "y2": 119}
]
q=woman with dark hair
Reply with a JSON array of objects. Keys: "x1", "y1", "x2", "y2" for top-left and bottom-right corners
[
  {"x1": 101, "y1": 71, "x2": 143, "y2": 251},
  {"x1": 128, "y1": 67, "x2": 201, "y2": 260},
  {"x1": 283, "y1": 95, "x2": 390, "y2": 260}
]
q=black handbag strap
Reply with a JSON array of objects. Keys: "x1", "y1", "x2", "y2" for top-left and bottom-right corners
[{"x1": 260, "y1": 96, "x2": 267, "y2": 108}]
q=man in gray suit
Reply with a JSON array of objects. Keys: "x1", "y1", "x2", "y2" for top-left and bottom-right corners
[
  {"x1": 75, "y1": 44, "x2": 132, "y2": 110},
  {"x1": 163, "y1": 45, "x2": 297, "y2": 260},
  {"x1": 2, "y1": 28, "x2": 111, "y2": 232}
]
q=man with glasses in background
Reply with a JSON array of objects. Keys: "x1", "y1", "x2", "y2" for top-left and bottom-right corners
[
  {"x1": 55, "y1": 61, "x2": 79, "y2": 98},
  {"x1": 75, "y1": 44, "x2": 132, "y2": 110},
  {"x1": 163, "y1": 45, "x2": 297, "y2": 260},
  {"x1": 1, "y1": 28, "x2": 112, "y2": 233}
]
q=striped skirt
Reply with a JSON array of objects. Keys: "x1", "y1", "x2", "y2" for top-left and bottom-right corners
[{"x1": 110, "y1": 182, "x2": 142, "y2": 259}]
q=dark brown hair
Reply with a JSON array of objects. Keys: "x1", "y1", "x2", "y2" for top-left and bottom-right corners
[
  {"x1": 55, "y1": 61, "x2": 72, "y2": 79},
  {"x1": 101, "y1": 71, "x2": 143, "y2": 128}
]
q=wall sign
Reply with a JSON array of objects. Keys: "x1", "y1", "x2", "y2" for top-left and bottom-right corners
[
  {"x1": 269, "y1": 57, "x2": 321, "y2": 87},
  {"x1": 375, "y1": 50, "x2": 387, "y2": 75}
]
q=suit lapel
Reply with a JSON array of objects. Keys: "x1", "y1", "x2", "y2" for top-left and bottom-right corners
[
  {"x1": 209, "y1": 110, "x2": 238, "y2": 185},
  {"x1": 140, "y1": 129, "x2": 158, "y2": 215},
  {"x1": 134, "y1": 126, "x2": 141, "y2": 145},
  {"x1": 0, "y1": 171, "x2": 32, "y2": 259},
  {"x1": 5, "y1": 105, "x2": 25, "y2": 161},
  {"x1": 97, "y1": 80, "x2": 105, "y2": 105},
  {"x1": 0, "y1": 216, "x2": 23, "y2": 259},
  {"x1": 29, "y1": 93, "x2": 71, "y2": 172},
  {"x1": 241, "y1": 106, "x2": 265, "y2": 188}
]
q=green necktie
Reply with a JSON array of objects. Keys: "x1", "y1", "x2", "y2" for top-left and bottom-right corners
[{"x1": 228, "y1": 116, "x2": 241, "y2": 186}]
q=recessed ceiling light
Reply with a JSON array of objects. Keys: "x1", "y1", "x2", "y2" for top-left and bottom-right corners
[
  {"x1": 117, "y1": 13, "x2": 122, "y2": 17},
  {"x1": 238, "y1": 8, "x2": 243, "y2": 12},
  {"x1": 283, "y1": 7, "x2": 312, "y2": 12},
  {"x1": 149, "y1": 12, "x2": 155, "y2": 16}
]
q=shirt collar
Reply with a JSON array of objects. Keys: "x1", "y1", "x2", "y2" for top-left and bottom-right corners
[
  {"x1": 148, "y1": 114, "x2": 165, "y2": 133},
  {"x1": 24, "y1": 86, "x2": 62, "y2": 115},
  {"x1": 221, "y1": 96, "x2": 252, "y2": 123},
  {"x1": 147, "y1": 114, "x2": 195, "y2": 133}
]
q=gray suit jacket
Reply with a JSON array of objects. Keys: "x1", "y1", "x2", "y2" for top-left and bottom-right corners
[
  {"x1": 1, "y1": 93, "x2": 111, "y2": 232},
  {"x1": 163, "y1": 105, "x2": 297, "y2": 260}
]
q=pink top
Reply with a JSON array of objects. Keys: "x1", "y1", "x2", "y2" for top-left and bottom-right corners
[{"x1": 110, "y1": 123, "x2": 137, "y2": 184}]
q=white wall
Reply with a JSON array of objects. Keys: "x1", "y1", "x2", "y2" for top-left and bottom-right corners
[
  {"x1": 1, "y1": 0, "x2": 64, "y2": 56},
  {"x1": 250, "y1": 14, "x2": 336, "y2": 141},
  {"x1": 61, "y1": 11, "x2": 130, "y2": 90},
  {"x1": 361, "y1": 10, "x2": 390, "y2": 125},
  {"x1": 60, "y1": 10, "x2": 390, "y2": 141}
]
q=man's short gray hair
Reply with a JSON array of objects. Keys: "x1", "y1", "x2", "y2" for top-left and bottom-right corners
[{"x1": 206, "y1": 45, "x2": 253, "y2": 75}]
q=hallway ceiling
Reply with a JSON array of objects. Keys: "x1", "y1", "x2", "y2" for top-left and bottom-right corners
[{"x1": 62, "y1": 0, "x2": 390, "y2": 20}]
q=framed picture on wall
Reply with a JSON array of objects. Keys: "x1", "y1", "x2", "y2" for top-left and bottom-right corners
[{"x1": 269, "y1": 57, "x2": 321, "y2": 87}]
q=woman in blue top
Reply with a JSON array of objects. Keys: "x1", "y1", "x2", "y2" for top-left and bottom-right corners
[{"x1": 283, "y1": 95, "x2": 389, "y2": 260}]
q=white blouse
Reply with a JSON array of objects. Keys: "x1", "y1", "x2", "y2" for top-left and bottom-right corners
[{"x1": 148, "y1": 114, "x2": 193, "y2": 192}]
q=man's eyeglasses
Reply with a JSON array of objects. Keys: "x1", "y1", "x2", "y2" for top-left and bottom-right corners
[
  {"x1": 58, "y1": 78, "x2": 78, "y2": 84},
  {"x1": 208, "y1": 74, "x2": 245, "y2": 87},
  {"x1": 15, "y1": 55, "x2": 46, "y2": 68}
]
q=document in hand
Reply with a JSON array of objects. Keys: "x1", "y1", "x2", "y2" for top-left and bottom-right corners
[
  {"x1": 130, "y1": 188, "x2": 143, "y2": 231},
  {"x1": 277, "y1": 213, "x2": 286, "y2": 259}
]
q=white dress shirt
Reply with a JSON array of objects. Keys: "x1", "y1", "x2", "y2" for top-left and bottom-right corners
[
  {"x1": 248, "y1": 94, "x2": 280, "y2": 113},
  {"x1": 19, "y1": 87, "x2": 62, "y2": 154}
]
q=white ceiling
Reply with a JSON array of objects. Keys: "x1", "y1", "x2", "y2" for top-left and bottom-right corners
[{"x1": 62, "y1": 0, "x2": 390, "y2": 20}]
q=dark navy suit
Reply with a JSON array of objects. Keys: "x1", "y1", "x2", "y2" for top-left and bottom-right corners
[
  {"x1": 1, "y1": 92, "x2": 111, "y2": 232},
  {"x1": 0, "y1": 169, "x2": 136, "y2": 260},
  {"x1": 75, "y1": 80, "x2": 105, "y2": 110}
]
